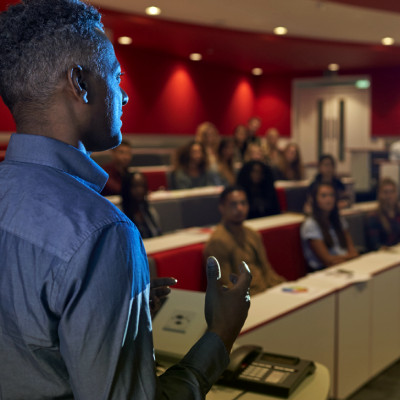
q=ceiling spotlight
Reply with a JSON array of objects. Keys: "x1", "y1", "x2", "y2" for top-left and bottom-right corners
[
  {"x1": 189, "y1": 53, "x2": 202, "y2": 61},
  {"x1": 145, "y1": 6, "x2": 161, "y2": 16},
  {"x1": 382, "y1": 37, "x2": 394, "y2": 46},
  {"x1": 328, "y1": 63, "x2": 340, "y2": 71},
  {"x1": 273, "y1": 26, "x2": 288, "y2": 36},
  {"x1": 252, "y1": 68, "x2": 263, "y2": 76},
  {"x1": 117, "y1": 36, "x2": 132, "y2": 45}
]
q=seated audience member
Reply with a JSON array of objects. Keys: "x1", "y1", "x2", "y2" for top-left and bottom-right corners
[
  {"x1": 195, "y1": 121, "x2": 220, "y2": 171},
  {"x1": 307, "y1": 154, "x2": 350, "y2": 209},
  {"x1": 216, "y1": 138, "x2": 236, "y2": 186},
  {"x1": 101, "y1": 140, "x2": 132, "y2": 195},
  {"x1": 389, "y1": 139, "x2": 400, "y2": 161},
  {"x1": 233, "y1": 124, "x2": 248, "y2": 165},
  {"x1": 301, "y1": 182, "x2": 359, "y2": 272},
  {"x1": 243, "y1": 142, "x2": 267, "y2": 163},
  {"x1": 246, "y1": 116, "x2": 262, "y2": 144},
  {"x1": 366, "y1": 178, "x2": 400, "y2": 251},
  {"x1": 260, "y1": 127, "x2": 285, "y2": 170},
  {"x1": 237, "y1": 160, "x2": 281, "y2": 219},
  {"x1": 204, "y1": 186, "x2": 285, "y2": 295},
  {"x1": 170, "y1": 140, "x2": 222, "y2": 189},
  {"x1": 121, "y1": 171, "x2": 162, "y2": 239},
  {"x1": 277, "y1": 142, "x2": 304, "y2": 181}
]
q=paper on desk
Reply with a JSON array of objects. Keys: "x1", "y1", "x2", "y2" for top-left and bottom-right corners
[{"x1": 307, "y1": 268, "x2": 370, "y2": 288}]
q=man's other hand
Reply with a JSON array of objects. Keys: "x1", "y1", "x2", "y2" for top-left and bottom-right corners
[
  {"x1": 150, "y1": 277, "x2": 177, "y2": 318},
  {"x1": 205, "y1": 256, "x2": 252, "y2": 353}
]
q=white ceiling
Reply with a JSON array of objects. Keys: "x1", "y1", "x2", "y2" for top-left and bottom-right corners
[{"x1": 91, "y1": 0, "x2": 400, "y2": 46}]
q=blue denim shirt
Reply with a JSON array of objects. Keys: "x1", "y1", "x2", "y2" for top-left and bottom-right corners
[{"x1": 0, "y1": 133, "x2": 228, "y2": 399}]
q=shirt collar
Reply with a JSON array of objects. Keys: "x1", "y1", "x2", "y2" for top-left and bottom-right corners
[{"x1": 5, "y1": 133, "x2": 108, "y2": 193}]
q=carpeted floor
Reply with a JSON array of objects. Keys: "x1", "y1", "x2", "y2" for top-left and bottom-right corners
[{"x1": 346, "y1": 359, "x2": 400, "y2": 400}]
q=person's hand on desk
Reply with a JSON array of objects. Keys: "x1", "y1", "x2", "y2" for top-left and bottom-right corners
[
  {"x1": 205, "y1": 256, "x2": 252, "y2": 353},
  {"x1": 150, "y1": 277, "x2": 177, "y2": 318}
]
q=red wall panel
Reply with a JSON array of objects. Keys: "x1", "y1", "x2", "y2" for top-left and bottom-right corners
[{"x1": 1, "y1": 44, "x2": 399, "y2": 138}]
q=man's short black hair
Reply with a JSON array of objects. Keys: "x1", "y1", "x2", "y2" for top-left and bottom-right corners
[
  {"x1": 219, "y1": 185, "x2": 247, "y2": 205},
  {"x1": 318, "y1": 154, "x2": 336, "y2": 166},
  {"x1": 0, "y1": 0, "x2": 104, "y2": 114}
]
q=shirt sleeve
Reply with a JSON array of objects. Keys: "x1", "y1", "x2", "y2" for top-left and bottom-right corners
[
  {"x1": 340, "y1": 216, "x2": 349, "y2": 231},
  {"x1": 157, "y1": 331, "x2": 229, "y2": 399},
  {"x1": 55, "y1": 221, "x2": 228, "y2": 400},
  {"x1": 301, "y1": 218, "x2": 323, "y2": 241}
]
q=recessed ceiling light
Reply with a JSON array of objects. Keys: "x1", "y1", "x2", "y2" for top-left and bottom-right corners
[
  {"x1": 328, "y1": 63, "x2": 340, "y2": 71},
  {"x1": 382, "y1": 37, "x2": 394, "y2": 46},
  {"x1": 273, "y1": 27, "x2": 288, "y2": 36},
  {"x1": 145, "y1": 6, "x2": 161, "y2": 16},
  {"x1": 117, "y1": 36, "x2": 132, "y2": 45},
  {"x1": 189, "y1": 53, "x2": 202, "y2": 61},
  {"x1": 252, "y1": 68, "x2": 263, "y2": 76}
]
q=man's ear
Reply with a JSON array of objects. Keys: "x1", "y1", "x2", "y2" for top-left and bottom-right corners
[{"x1": 68, "y1": 65, "x2": 88, "y2": 104}]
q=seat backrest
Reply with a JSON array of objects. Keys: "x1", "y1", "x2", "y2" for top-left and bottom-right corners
[
  {"x1": 260, "y1": 223, "x2": 307, "y2": 281},
  {"x1": 151, "y1": 199, "x2": 184, "y2": 233},
  {"x1": 151, "y1": 243, "x2": 206, "y2": 291},
  {"x1": 180, "y1": 195, "x2": 221, "y2": 228}
]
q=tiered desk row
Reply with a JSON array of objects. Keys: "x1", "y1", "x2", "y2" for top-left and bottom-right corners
[
  {"x1": 107, "y1": 177, "x2": 355, "y2": 234},
  {"x1": 141, "y1": 199, "x2": 400, "y2": 399}
]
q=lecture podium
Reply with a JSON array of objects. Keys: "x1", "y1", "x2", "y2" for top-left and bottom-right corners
[{"x1": 207, "y1": 362, "x2": 330, "y2": 400}]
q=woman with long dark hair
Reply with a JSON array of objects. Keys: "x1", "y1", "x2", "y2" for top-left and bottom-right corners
[
  {"x1": 236, "y1": 160, "x2": 280, "y2": 219},
  {"x1": 278, "y1": 142, "x2": 304, "y2": 181},
  {"x1": 170, "y1": 140, "x2": 221, "y2": 189},
  {"x1": 121, "y1": 171, "x2": 162, "y2": 239},
  {"x1": 301, "y1": 182, "x2": 358, "y2": 272}
]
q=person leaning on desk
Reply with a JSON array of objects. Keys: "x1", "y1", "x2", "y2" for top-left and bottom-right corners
[{"x1": 0, "y1": 1, "x2": 252, "y2": 398}]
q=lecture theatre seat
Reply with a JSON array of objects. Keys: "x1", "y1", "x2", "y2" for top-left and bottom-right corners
[
  {"x1": 149, "y1": 223, "x2": 308, "y2": 292},
  {"x1": 275, "y1": 187, "x2": 288, "y2": 212},
  {"x1": 260, "y1": 222, "x2": 307, "y2": 281},
  {"x1": 150, "y1": 243, "x2": 207, "y2": 292},
  {"x1": 141, "y1": 170, "x2": 168, "y2": 192}
]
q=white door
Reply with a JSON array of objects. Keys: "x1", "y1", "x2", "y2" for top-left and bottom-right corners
[{"x1": 293, "y1": 80, "x2": 371, "y2": 176}]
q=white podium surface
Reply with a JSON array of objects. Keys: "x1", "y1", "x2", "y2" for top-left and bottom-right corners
[{"x1": 207, "y1": 363, "x2": 330, "y2": 400}]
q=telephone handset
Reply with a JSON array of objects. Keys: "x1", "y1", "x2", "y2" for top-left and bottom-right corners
[{"x1": 219, "y1": 345, "x2": 316, "y2": 398}]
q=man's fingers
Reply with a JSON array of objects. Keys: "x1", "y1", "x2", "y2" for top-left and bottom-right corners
[
  {"x1": 153, "y1": 286, "x2": 171, "y2": 298},
  {"x1": 150, "y1": 277, "x2": 177, "y2": 289},
  {"x1": 237, "y1": 261, "x2": 252, "y2": 289},
  {"x1": 229, "y1": 273, "x2": 238, "y2": 285},
  {"x1": 206, "y1": 256, "x2": 221, "y2": 286}
]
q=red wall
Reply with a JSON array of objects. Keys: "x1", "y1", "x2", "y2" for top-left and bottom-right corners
[
  {"x1": 1, "y1": 45, "x2": 400, "y2": 137},
  {"x1": 116, "y1": 47, "x2": 256, "y2": 135},
  {"x1": 370, "y1": 67, "x2": 400, "y2": 136}
]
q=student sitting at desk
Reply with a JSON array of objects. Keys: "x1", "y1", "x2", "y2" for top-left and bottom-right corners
[
  {"x1": 306, "y1": 154, "x2": 350, "y2": 211},
  {"x1": 121, "y1": 171, "x2": 162, "y2": 239},
  {"x1": 301, "y1": 182, "x2": 359, "y2": 272},
  {"x1": 366, "y1": 177, "x2": 400, "y2": 251},
  {"x1": 237, "y1": 160, "x2": 281, "y2": 219},
  {"x1": 170, "y1": 140, "x2": 222, "y2": 189},
  {"x1": 204, "y1": 186, "x2": 285, "y2": 295}
]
